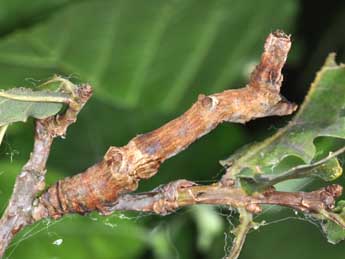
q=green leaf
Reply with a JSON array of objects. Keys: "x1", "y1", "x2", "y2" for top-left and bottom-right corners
[
  {"x1": 149, "y1": 225, "x2": 178, "y2": 259},
  {"x1": 306, "y1": 158, "x2": 342, "y2": 181},
  {"x1": 0, "y1": 85, "x2": 70, "y2": 126},
  {"x1": 0, "y1": 0, "x2": 75, "y2": 36},
  {"x1": 323, "y1": 221, "x2": 345, "y2": 245},
  {"x1": 0, "y1": 0, "x2": 298, "y2": 112},
  {"x1": 223, "y1": 54, "x2": 345, "y2": 185},
  {"x1": 321, "y1": 201, "x2": 345, "y2": 244},
  {"x1": 192, "y1": 205, "x2": 224, "y2": 252},
  {"x1": 256, "y1": 153, "x2": 343, "y2": 187},
  {"x1": 6, "y1": 214, "x2": 148, "y2": 259}
]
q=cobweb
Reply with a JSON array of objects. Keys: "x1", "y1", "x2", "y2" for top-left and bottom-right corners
[
  {"x1": 2, "y1": 164, "x2": 328, "y2": 258},
  {"x1": 1, "y1": 152, "x2": 336, "y2": 259},
  {"x1": 3, "y1": 190, "x2": 329, "y2": 259},
  {"x1": 2, "y1": 81, "x2": 343, "y2": 258}
]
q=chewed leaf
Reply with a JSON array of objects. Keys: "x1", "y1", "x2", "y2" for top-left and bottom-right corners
[
  {"x1": 321, "y1": 201, "x2": 345, "y2": 244},
  {"x1": 0, "y1": 87, "x2": 70, "y2": 126},
  {"x1": 223, "y1": 54, "x2": 345, "y2": 185}
]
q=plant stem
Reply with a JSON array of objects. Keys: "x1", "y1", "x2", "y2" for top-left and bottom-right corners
[{"x1": 226, "y1": 208, "x2": 253, "y2": 259}]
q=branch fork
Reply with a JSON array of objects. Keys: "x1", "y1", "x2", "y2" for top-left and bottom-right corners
[
  {"x1": 32, "y1": 31, "x2": 297, "y2": 220},
  {"x1": 0, "y1": 84, "x2": 92, "y2": 256},
  {"x1": 0, "y1": 30, "x2": 342, "y2": 259}
]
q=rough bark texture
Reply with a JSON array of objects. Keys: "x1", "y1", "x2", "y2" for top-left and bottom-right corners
[
  {"x1": 32, "y1": 31, "x2": 297, "y2": 220},
  {"x1": 2, "y1": 30, "x2": 343, "y2": 259},
  {"x1": 0, "y1": 85, "x2": 92, "y2": 257},
  {"x1": 102, "y1": 181, "x2": 343, "y2": 216}
]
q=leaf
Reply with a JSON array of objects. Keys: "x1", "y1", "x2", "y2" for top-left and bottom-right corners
[
  {"x1": 306, "y1": 158, "x2": 342, "y2": 181},
  {"x1": 223, "y1": 54, "x2": 345, "y2": 185},
  {"x1": 149, "y1": 225, "x2": 179, "y2": 259},
  {"x1": 323, "y1": 221, "x2": 345, "y2": 245},
  {"x1": 0, "y1": 0, "x2": 74, "y2": 35},
  {"x1": 256, "y1": 151, "x2": 343, "y2": 187},
  {"x1": 6, "y1": 214, "x2": 148, "y2": 259},
  {"x1": 192, "y1": 205, "x2": 224, "y2": 252},
  {"x1": 321, "y1": 201, "x2": 345, "y2": 244},
  {"x1": 0, "y1": 87, "x2": 69, "y2": 126},
  {"x1": 0, "y1": 0, "x2": 298, "y2": 113}
]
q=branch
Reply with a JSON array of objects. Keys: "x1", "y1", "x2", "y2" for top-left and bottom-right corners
[
  {"x1": 0, "y1": 85, "x2": 92, "y2": 257},
  {"x1": 32, "y1": 31, "x2": 297, "y2": 220},
  {"x1": 32, "y1": 179, "x2": 343, "y2": 258},
  {"x1": 68, "y1": 181, "x2": 342, "y2": 217},
  {"x1": 30, "y1": 177, "x2": 343, "y2": 259}
]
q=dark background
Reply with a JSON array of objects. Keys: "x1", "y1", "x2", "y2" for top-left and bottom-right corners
[{"x1": 0, "y1": 0, "x2": 345, "y2": 258}]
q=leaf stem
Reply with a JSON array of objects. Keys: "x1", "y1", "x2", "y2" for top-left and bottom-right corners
[
  {"x1": 320, "y1": 209, "x2": 345, "y2": 228},
  {"x1": 226, "y1": 208, "x2": 253, "y2": 259},
  {"x1": 0, "y1": 91, "x2": 70, "y2": 103},
  {"x1": 258, "y1": 145, "x2": 345, "y2": 185}
]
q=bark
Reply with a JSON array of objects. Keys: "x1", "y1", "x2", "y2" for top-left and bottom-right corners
[
  {"x1": 0, "y1": 85, "x2": 92, "y2": 257},
  {"x1": 3, "y1": 31, "x2": 340, "y2": 259},
  {"x1": 94, "y1": 181, "x2": 342, "y2": 216},
  {"x1": 32, "y1": 31, "x2": 297, "y2": 219}
]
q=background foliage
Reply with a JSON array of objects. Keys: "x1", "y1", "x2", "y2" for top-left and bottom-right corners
[{"x1": 0, "y1": 0, "x2": 345, "y2": 258}]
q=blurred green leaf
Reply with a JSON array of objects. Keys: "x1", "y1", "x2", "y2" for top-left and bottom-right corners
[
  {"x1": 150, "y1": 225, "x2": 177, "y2": 259},
  {"x1": 192, "y1": 205, "x2": 224, "y2": 252},
  {"x1": 0, "y1": 0, "x2": 297, "y2": 112},
  {"x1": 223, "y1": 54, "x2": 345, "y2": 185},
  {"x1": 6, "y1": 215, "x2": 148, "y2": 259},
  {"x1": 0, "y1": 0, "x2": 75, "y2": 35}
]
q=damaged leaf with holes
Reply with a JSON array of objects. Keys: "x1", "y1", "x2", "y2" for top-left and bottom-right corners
[{"x1": 222, "y1": 54, "x2": 345, "y2": 186}]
